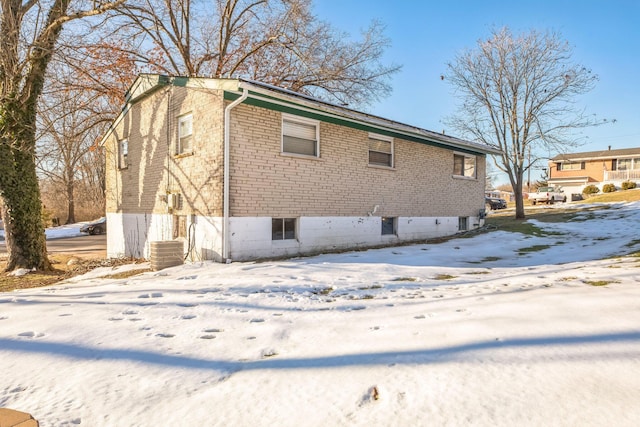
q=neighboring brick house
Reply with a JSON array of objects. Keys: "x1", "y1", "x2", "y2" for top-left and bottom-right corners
[
  {"x1": 101, "y1": 74, "x2": 499, "y2": 262},
  {"x1": 548, "y1": 147, "x2": 640, "y2": 196}
]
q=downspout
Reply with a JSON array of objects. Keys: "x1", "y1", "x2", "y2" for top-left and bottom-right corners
[{"x1": 222, "y1": 88, "x2": 248, "y2": 262}]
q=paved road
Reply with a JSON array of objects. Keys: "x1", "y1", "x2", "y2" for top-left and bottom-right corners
[{"x1": 0, "y1": 234, "x2": 106, "y2": 257}]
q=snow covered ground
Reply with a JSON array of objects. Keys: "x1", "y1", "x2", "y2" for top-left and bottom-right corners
[{"x1": 1, "y1": 203, "x2": 640, "y2": 426}]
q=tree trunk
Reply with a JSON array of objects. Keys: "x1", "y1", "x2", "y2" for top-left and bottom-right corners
[
  {"x1": 0, "y1": 102, "x2": 51, "y2": 271},
  {"x1": 65, "y1": 169, "x2": 76, "y2": 224},
  {"x1": 514, "y1": 175, "x2": 526, "y2": 220}
]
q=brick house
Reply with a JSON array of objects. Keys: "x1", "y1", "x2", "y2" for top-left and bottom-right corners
[
  {"x1": 101, "y1": 74, "x2": 499, "y2": 262},
  {"x1": 548, "y1": 147, "x2": 640, "y2": 196}
]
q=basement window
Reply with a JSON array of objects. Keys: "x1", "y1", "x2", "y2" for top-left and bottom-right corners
[
  {"x1": 458, "y1": 216, "x2": 468, "y2": 231},
  {"x1": 272, "y1": 218, "x2": 296, "y2": 240},
  {"x1": 381, "y1": 217, "x2": 396, "y2": 235}
]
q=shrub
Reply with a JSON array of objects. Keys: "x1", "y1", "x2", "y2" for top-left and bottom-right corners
[
  {"x1": 582, "y1": 184, "x2": 600, "y2": 195},
  {"x1": 622, "y1": 181, "x2": 637, "y2": 190},
  {"x1": 602, "y1": 183, "x2": 617, "y2": 193}
]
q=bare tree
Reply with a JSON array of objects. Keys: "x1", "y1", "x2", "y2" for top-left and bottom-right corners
[
  {"x1": 112, "y1": 0, "x2": 400, "y2": 106},
  {"x1": 444, "y1": 28, "x2": 599, "y2": 219},
  {"x1": 37, "y1": 79, "x2": 109, "y2": 224},
  {"x1": 0, "y1": 0, "x2": 124, "y2": 271}
]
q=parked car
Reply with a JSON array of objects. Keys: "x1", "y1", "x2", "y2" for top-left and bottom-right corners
[
  {"x1": 80, "y1": 217, "x2": 106, "y2": 235},
  {"x1": 485, "y1": 196, "x2": 507, "y2": 210}
]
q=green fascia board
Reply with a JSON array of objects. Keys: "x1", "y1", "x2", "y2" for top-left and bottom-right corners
[{"x1": 224, "y1": 90, "x2": 489, "y2": 157}]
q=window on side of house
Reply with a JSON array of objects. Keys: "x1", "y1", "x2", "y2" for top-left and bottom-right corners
[
  {"x1": 617, "y1": 158, "x2": 640, "y2": 170},
  {"x1": 272, "y1": 218, "x2": 296, "y2": 240},
  {"x1": 453, "y1": 153, "x2": 476, "y2": 178},
  {"x1": 458, "y1": 216, "x2": 468, "y2": 231},
  {"x1": 282, "y1": 114, "x2": 319, "y2": 157},
  {"x1": 368, "y1": 134, "x2": 393, "y2": 167},
  {"x1": 559, "y1": 161, "x2": 585, "y2": 171},
  {"x1": 381, "y1": 217, "x2": 396, "y2": 235},
  {"x1": 178, "y1": 113, "x2": 193, "y2": 154},
  {"x1": 119, "y1": 139, "x2": 128, "y2": 169}
]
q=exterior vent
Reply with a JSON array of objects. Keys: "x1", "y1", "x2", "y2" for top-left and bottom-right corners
[{"x1": 150, "y1": 241, "x2": 184, "y2": 271}]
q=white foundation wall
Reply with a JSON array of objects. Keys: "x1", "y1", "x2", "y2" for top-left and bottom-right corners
[
  {"x1": 108, "y1": 214, "x2": 481, "y2": 261},
  {"x1": 228, "y1": 216, "x2": 481, "y2": 261},
  {"x1": 106, "y1": 213, "x2": 223, "y2": 260}
]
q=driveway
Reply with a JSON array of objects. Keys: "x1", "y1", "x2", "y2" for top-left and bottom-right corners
[{"x1": 0, "y1": 234, "x2": 106, "y2": 258}]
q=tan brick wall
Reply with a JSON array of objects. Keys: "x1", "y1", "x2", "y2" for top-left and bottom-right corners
[
  {"x1": 105, "y1": 87, "x2": 226, "y2": 216},
  {"x1": 228, "y1": 104, "x2": 485, "y2": 218}
]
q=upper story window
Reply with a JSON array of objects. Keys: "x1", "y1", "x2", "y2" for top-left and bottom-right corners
[
  {"x1": 178, "y1": 113, "x2": 193, "y2": 154},
  {"x1": 615, "y1": 158, "x2": 640, "y2": 170},
  {"x1": 453, "y1": 153, "x2": 476, "y2": 178},
  {"x1": 368, "y1": 133, "x2": 394, "y2": 167},
  {"x1": 282, "y1": 114, "x2": 319, "y2": 157},
  {"x1": 557, "y1": 161, "x2": 585, "y2": 171},
  {"x1": 119, "y1": 139, "x2": 128, "y2": 169}
]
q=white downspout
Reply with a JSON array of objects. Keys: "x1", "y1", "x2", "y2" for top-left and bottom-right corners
[{"x1": 222, "y1": 88, "x2": 248, "y2": 262}]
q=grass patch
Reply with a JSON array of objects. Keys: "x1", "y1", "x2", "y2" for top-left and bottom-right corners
[
  {"x1": 583, "y1": 280, "x2": 620, "y2": 286},
  {"x1": 559, "y1": 277, "x2": 577, "y2": 281},
  {"x1": 433, "y1": 274, "x2": 457, "y2": 280},
  {"x1": 312, "y1": 287, "x2": 335, "y2": 295},
  {"x1": 518, "y1": 244, "x2": 551, "y2": 255},
  {"x1": 391, "y1": 277, "x2": 418, "y2": 282},
  {"x1": 468, "y1": 256, "x2": 502, "y2": 264},
  {"x1": 358, "y1": 285, "x2": 384, "y2": 290},
  {"x1": 0, "y1": 255, "x2": 145, "y2": 293},
  {"x1": 466, "y1": 271, "x2": 491, "y2": 275},
  {"x1": 575, "y1": 188, "x2": 640, "y2": 204}
]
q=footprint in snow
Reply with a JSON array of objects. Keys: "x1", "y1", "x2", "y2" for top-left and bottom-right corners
[
  {"x1": 58, "y1": 313, "x2": 72, "y2": 317},
  {"x1": 181, "y1": 315, "x2": 197, "y2": 320},
  {"x1": 108, "y1": 317, "x2": 124, "y2": 321},
  {"x1": 123, "y1": 309, "x2": 139, "y2": 315},
  {"x1": 200, "y1": 335, "x2": 216, "y2": 340},
  {"x1": 203, "y1": 328, "x2": 224, "y2": 333},
  {"x1": 18, "y1": 331, "x2": 44, "y2": 338},
  {"x1": 0, "y1": 316, "x2": 9, "y2": 320},
  {"x1": 178, "y1": 275, "x2": 198, "y2": 280},
  {"x1": 250, "y1": 318, "x2": 265, "y2": 323},
  {"x1": 156, "y1": 333, "x2": 175, "y2": 338},
  {"x1": 138, "y1": 292, "x2": 163, "y2": 298}
]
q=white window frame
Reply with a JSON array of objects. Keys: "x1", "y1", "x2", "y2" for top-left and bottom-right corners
[
  {"x1": 178, "y1": 113, "x2": 193, "y2": 154},
  {"x1": 453, "y1": 152, "x2": 476, "y2": 178},
  {"x1": 281, "y1": 113, "x2": 320, "y2": 158},
  {"x1": 119, "y1": 139, "x2": 128, "y2": 169},
  {"x1": 559, "y1": 161, "x2": 584, "y2": 171},
  {"x1": 272, "y1": 217, "x2": 297, "y2": 240},
  {"x1": 368, "y1": 133, "x2": 394, "y2": 168}
]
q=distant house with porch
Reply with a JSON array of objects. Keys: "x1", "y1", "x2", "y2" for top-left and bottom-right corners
[{"x1": 548, "y1": 147, "x2": 640, "y2": 196}]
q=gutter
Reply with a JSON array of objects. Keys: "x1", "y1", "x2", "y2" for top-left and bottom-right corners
[{"x1": 222, "y1": 88, "x2": 248, "y2": 262}]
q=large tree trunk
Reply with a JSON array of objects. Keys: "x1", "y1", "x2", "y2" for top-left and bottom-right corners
[
  {"x1": 65, "y1": 168, "x2": 76, "y2": 224},
  {"x1": 0, "y1": 104, "x2": 50, "y2": 271}
]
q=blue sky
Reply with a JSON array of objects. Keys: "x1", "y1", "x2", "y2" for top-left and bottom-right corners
[{"x1": 313, "y1": 1, "x2": 640, "y2": 182}]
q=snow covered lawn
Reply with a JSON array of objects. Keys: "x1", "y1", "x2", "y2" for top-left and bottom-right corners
[{"x1": 1, "y1": 203, "x2": 640, "y2": 426}]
